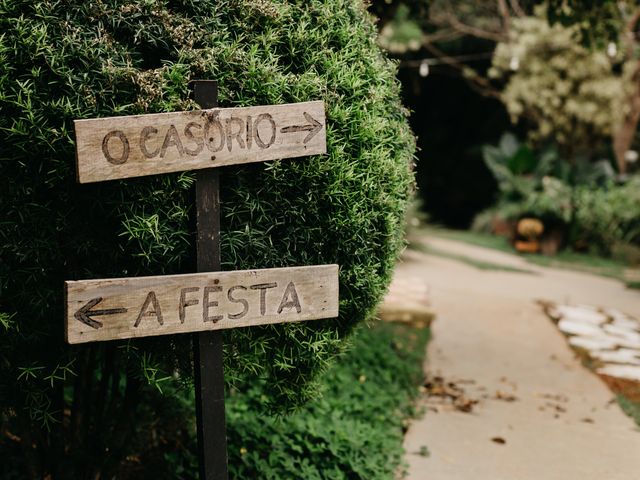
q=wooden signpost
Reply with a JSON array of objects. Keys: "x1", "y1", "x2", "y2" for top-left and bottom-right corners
[
  {"x1": 65, "y1": 265, "x2": 339, "y2": 344},
  {"x1": 66, "y1": 81, "x2": 336, "y2": 480},
  {"x1": 74, "y1": 101, "x2": 326, "y2": 183}
]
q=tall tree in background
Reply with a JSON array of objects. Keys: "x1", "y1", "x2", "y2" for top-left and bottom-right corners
[{"x1": 370, "y1": 0, "x2": 640, "y2": 173}]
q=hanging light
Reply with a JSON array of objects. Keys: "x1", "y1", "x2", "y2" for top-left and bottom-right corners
[
  {"x1": 419, "y1": 60, "x2": 430, "y2": 77},
  {"x1": 624, "y1": 150, "x2": 638, "y2": 163}
]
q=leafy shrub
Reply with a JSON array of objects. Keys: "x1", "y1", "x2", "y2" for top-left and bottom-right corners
[
  {"x1": 2, "y1": 321, "x2": 428, "y2": 480},
  {"x1": 479, "y1": 132, "x2": 572, "y2": 223},
  {"x1": 573, "y1": 177, "x2": 640, "y2": 253},
  {"x1": 489, "y1": 10, "x2": 624, "y2": 155},
  {"x1": 0, "y1": 0, "x2": 415, "y2": 476},
  {"x1": 226, "y1": 321, "x2": 430, "y2": 480},
  {"x1": 546, "y1": 0, "x2": 624, "y2": 48},
  {"x1": 476, "y1": 135, "x2": 640, "y2": 255}
]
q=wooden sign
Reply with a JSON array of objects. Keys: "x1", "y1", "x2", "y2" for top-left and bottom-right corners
[
  {"x1": 65, "y1": 264, "x2": 338, "y2": 344},
  {"x1": 74, "y1": 101, "x2": 326, "y2": 183}
]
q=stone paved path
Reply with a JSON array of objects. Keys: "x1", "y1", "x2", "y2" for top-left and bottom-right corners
[{"x1": 397, "y1": 234, "x2": 640, "y2": 480}]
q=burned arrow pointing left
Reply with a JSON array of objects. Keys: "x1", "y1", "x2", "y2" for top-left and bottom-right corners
[{"x1": 74, "y1": 297, "x2": 128, "y2": 329}]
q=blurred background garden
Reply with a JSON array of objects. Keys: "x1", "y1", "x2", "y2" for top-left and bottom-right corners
[{"x1": 381, "y1": 0, "x2": 640, "y2": 285}]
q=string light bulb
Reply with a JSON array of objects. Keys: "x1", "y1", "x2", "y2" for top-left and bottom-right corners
[{"x1": 419, "y1": 61, "x2": 430, "y2": 77}]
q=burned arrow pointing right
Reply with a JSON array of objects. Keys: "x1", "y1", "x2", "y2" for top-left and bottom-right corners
[
  {"x1": 74, "y1": 297, "x2": 128, "y2": 329},
  {"x1": 280, "y1": 112, "x2": 323, "y2": 144}
]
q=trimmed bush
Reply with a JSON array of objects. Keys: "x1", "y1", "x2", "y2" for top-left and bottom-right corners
[
  {"x1": 225, "y1": 322, "x2": 430, "y2": 480},
  {"x1": 0, "y1": 0, "x2": 415, "y2": 476},
  {"x1": 573, "y1": 177, "x2": 640, "y2": 254}
]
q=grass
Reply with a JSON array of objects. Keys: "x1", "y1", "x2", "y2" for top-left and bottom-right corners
[
  {"x1": 224, "y1": 321, "x2": 431, "y2": 479},
  {"x1": 418, "y1": 225, "x2": 638, "y2": 288},
  {"x1": 618, "y1": 395, "x2": 640, "y2": 428},
  {"x1": 418, "y1": 225, "x2": 513, "y2": 253},
  {"x1": 1, "y1": 321, "x2": 432, "y2": 479},
  {"x1": 525, "y1": 250, "x2": 625, "y2": 279},
  {"x1": 408, "y1": 240, "x2": 536, "y2": 274}
]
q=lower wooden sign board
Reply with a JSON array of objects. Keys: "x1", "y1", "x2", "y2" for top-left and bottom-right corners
[{"x1": 65, "y1": 264, "x2": 339, "y2": 344}]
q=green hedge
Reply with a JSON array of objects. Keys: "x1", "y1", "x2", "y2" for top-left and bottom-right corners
[
  {"x1": 47, "y1": 322, "x2": 428, "y2": 479},
  {"x1": 0, "y1": 0, "x2": 415, "y2": 476},
  {"x1": 573, "y1": 177, "x2": 640, "y2": 253},
  {"x1": 226, "y1": 322, "x2": 430, "y2": 479}
]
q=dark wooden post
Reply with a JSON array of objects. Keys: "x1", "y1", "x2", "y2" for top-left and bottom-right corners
[{"x1": 190, "y1": 80, "x2": 229, "y2": 480}]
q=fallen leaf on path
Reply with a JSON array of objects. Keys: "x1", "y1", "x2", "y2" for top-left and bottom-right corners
[
  {"x1": 417, "y1": 445, "x2": 430, "y2": 457},
  {"x1": 495, "y1": 390, "x2": 518, "y2": 402},
  {"x1": 545, "y1": 402, "x2": 567, "y2": 413},
  {"x1": 456, "y1": 398, "x2": 478, "y2": 413},
  {"x1": 423, "y1": 376, "x2": 479, "y2": 413}
]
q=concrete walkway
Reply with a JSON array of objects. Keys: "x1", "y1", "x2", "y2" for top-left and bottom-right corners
[{"x1": 399, "y1": 234, "x2": 640, "y2": 480}]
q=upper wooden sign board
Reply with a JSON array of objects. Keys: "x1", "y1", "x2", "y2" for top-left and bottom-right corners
[
  {"x1": 74, "y1": 101, "x2": 326, "y2": 183},
  {"x1": 65, "y1": 264, "x2": 339, "y2": 344}
]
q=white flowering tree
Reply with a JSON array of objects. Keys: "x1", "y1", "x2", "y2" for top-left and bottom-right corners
[
  {"x1": 372, "y1": 0, "x2": 640, "y2": 172},
  {"x1": 489, "y1": 6, "x2": 640, "y2": 172}
]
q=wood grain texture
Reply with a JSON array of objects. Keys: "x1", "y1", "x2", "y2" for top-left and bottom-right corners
[
  {"x1": 190, "y1": 79, "x2": 229, "y2": 480},
  {"x1": 74, "y1": 101, "x2": 326, "y2": 183},
  {"x1": 65, "y1": 265, "x2": 339, "y2": 344}
]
